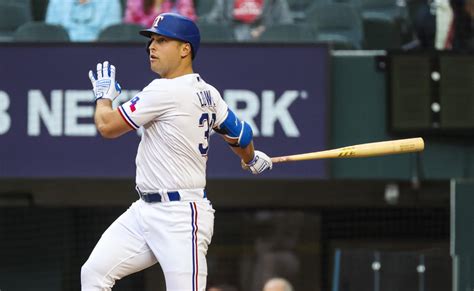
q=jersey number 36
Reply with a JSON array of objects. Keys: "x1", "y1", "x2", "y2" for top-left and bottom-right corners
[{"x1": 198, "y1": 113, "x2": 216, "y2": 156}]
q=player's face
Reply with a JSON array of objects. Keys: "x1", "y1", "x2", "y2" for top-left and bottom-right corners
[{"x1": 148, "y1": 34, "x2": 186, "y2": 78}]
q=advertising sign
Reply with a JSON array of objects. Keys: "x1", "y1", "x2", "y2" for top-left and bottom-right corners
[{"x1": 0, "y1": 44, "x2": 328, "y2": 178}]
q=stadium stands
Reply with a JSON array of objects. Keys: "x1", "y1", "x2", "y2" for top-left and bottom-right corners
[
  {"x1": 288, "y1": 0, "x2": 316, "y2": 11},
  {"x1": 356, "y1": 0, "x2": 412, "y2": 49},
  {"x1": 196, "y1": 0, "x2": 214, "y2": 17},
  {"x1": 0, "y1": 0, "x2": 467, "y2": 51},
  {"x1": 97, "y1": 23, "x2": 145, "y2": 43},
  {"x1": 259, "y1": 23, "x2": 316, "y2": 43},
  {"x1": 306, "y1": 2, "x2": 364, "y2": 49},
  {"x1": 30, "y1": 0, "x2": 48, "y2": 21},
  {"x1": 197, "y1": 21, "x2": 235, "y2": 43},
  {"x1": 0, "y1": 0, "x2": 32, "y2": 41},
  {"x1": 13, "y1": 21, "x2": 70, "y2": 42},
  {"x1": 288, "y1": 0, "x2": 319, "y2": 22}
]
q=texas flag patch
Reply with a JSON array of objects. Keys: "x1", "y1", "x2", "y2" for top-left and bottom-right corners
[{"x1": 129, "y1": 96, "x2": 140, "y2": 112}]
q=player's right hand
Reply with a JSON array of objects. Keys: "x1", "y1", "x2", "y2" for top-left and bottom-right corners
[
  {"x1": 88, "y1": 61, "x2": 122, "y2": 102},
  {"x1": 241, "y1": 150, "x2": 273, "y2": 175}
]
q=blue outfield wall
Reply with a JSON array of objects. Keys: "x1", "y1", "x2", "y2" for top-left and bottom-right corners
[
  {"x1": 1, "y1": 44, "x2": 472, "y2": 181},
  {"x1": 0, "y1": 43, "x2": 329, "y2": 179}
]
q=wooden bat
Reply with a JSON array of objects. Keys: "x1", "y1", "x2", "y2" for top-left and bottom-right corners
[{"x1": 271, "y1": 137, "x2": 424, "y2": 163}]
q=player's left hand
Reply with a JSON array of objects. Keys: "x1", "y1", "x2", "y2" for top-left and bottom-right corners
[
  {"x1": 88, "y1": 61, "x2": 122, "y2": 102},
  {"x1": 241, "y1": 150, "x2": 273, "y2": 175}
]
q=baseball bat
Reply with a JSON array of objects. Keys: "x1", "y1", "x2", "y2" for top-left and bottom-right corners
[{"x1": 271, "y1": 137, "x2": 424, "y2": 163}]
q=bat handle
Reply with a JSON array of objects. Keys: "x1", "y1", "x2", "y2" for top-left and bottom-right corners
[{"x1": 271, "y1": 157, "x2": 287, "y2": 163}]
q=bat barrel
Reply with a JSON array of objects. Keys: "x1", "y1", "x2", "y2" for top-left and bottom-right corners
[
  {"x1": 341, "y1": 137, "x2": 424, "y2": 158},
  {"x1": 271, "y1": 137, "x2": 424, "y2": 163}
]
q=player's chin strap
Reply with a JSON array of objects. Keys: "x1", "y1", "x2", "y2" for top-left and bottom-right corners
[{"x1": 214, "y1": 109, "x2": 253, "y2": 148}]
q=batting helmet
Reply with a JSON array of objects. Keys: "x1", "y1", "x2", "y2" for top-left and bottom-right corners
[{"x1": 140, "y1": 13, "x2": 200, "y2": 59}]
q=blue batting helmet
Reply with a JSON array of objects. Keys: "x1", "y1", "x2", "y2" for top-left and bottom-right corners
[{"x1": 140, "y1": 13, "x2": 200, "y2": 59}]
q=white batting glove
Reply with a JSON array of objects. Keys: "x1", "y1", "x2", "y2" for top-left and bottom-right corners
[
  {"x1": 88, "y1": 61, "x2": 122, "y2": 102},
  {"x1": 242, "y1": 150, "x2": 273, "y2": 175}
]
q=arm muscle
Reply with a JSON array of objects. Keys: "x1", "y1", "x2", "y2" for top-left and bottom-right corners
[{"x1": 94, "y1": 99, "x2": 133, "y2": 138}]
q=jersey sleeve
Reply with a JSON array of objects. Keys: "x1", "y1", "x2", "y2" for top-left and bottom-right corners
[
  {"x1": 117, "y1": 82, "x2": 175, "y2": 130},
  {"x1": 211, "y1": 87, "x2": 229, "y2": 128}
]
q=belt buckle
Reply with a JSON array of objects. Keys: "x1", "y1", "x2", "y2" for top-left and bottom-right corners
[
  {"x1": 146, "y1": 192, "x2": 162, "y2": 203},
  {"x1": 136, "y1": 187, "x2": 187, "y2": 203},
  {"x1": 137, "y1": 187, "x2": 162, "y2": 203}
]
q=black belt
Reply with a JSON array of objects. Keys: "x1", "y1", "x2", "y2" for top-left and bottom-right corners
[
  {"x1": 140, "y1": 191, "x2": 180, "y2": 203},
  {"x1": 136, "y1": 187, "x2": 206, "y2": 203}
]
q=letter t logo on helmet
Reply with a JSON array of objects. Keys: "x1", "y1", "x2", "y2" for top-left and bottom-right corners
[
  {"x1": 152, "y1": 15, "x2": 164, "y2": 28},
  {"x1": 139, "y1": 13, "x2": 201, "y2": 60}
]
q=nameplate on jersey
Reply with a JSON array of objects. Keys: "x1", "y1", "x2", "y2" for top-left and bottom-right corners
[{"x1": 196, "y1": 90, "x2": 215, "y2": 108}]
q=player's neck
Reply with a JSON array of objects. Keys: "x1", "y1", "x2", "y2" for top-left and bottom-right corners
[{"x1": 161, "y1": 64, "x2": 194, "y2": 79}]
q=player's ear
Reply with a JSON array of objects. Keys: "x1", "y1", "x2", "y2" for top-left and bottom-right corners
[{"x1": 180, "y1": 43, "x2": 192, "y2": 59}]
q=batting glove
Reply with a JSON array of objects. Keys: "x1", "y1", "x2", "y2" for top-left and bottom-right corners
[
  {"x1": 242, "y1": 150, "x2": 273, "y2": 175},
  {"x1": 88, "y1": 61, "x2": 122, "y2": 102}
]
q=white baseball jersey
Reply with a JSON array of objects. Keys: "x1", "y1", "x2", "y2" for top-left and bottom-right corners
[
  {"x1": 82, "y1": 73, "x2": 222, "y2": 290},
  {"x1": 117, "y1": 73, "x2": 228, "y2": 192}
]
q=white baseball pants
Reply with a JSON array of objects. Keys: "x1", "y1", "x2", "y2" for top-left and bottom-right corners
[{"x1": 81, "y1": 198, "x2": 215, "y2": 291}]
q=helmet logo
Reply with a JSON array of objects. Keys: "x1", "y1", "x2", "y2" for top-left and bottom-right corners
[{"x1": 153, "y1": 15, "x2": 164, "y2": 28}]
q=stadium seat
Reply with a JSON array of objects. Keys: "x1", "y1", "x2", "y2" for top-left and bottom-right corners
[
  {"x1": 259, "y1": 24, "x2": 316, "y2": 43},
  {"x1": 330, "y1": 0, "x2": 355, "y2": 3},
  {"x1": 363, "y1": 17, "x2": 403, "y2": 49},
  {"x1": 287, "y1": 0, "x2": 323, "y2": 22},
  {"x1": 196, "y1": 0, "x2": 215, "y2": 17},
  {"x1": 356, "y1": 0, "x2": 412, "y2": 49},
  {"x1": 315, "y1": 33, "x2": 359, "y2": 49},
  {"x1": 357, "y1": 0, "x2": 405, "y2": 18},
  {"x1": 306, "y1": 2, "x2": 363, "y2": 49},
  {"x1": 13, "y1": 21, "x2": 69, "y2": 42},
  {"x1": 0, "y1": 0, "x2": 32, "y2": 41},
  {"x1": 197, "y1": 22, "x2": 234, "y2": 43},
  {"x1": 288, "y1": 0, "x2": 318, "y2": 11},
  {"x1": 97, "y1": 23, "x2": 146, "y2": 43}
]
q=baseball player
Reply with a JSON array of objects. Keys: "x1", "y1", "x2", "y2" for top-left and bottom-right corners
[{"x1": 81, "y1": 13, "x2": 272, "y2": 291}]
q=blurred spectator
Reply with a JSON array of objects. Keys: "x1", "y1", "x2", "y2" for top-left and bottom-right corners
[
  {"x1": 45, "y1": 0, "x2": 121, "y2": 42},
  {"x1": 124, "y1": 0, "x2": 197, "y2": 28},
  {"x1": 435, "y1": 0, "x2": 454, "y2": 49},
  {"x1": 203, "y1": 0, "x2": 293, "y2": 41},
  {"x1": 262, "y1": 277, "x2": 294, "y2": 291},
  {"x1": 466, "y1": 0, "x2": 474, "y2": 15},
  {"x1": 414, "y1": 0, "x2": 436, "y2": 48},
  {"x1": 450, "y1": 0, "x2": 474, "y2": 49},
  {"x1": 414, "y1": 0, "x2": 474, "y2": 50},
  {"x1": 239, "y1": 211, "x2": 302, "y2": 291},
  {"x1": 414, "y1": 0, "x2": 453, "y2": 49}
]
